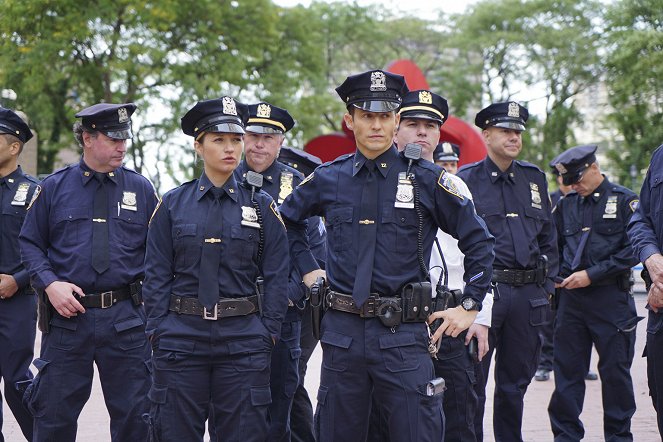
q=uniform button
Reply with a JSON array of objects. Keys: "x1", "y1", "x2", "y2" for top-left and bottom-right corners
[
  {"x1": 400, "y1": 217, "x2": 406, "y2": 223},
  {"x1": 249, "y1": 234, "x2": 254, "y2": 239},
  {"x1": 68, "y1": 215, "x2": 73, "y2": 219}
]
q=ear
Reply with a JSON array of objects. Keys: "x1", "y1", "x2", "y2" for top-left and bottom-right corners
[
  {"x1": 343, "y1": 113, "x2": 353, "y2": 131},
  {"x1": 194, "y1": 140, "x2": 203, "y2": 158},
  {"x1": 82, "y1": 131, "x2": 94, "y2": 148},
  {"x1": 8, "y1": 140, "x2": 21, "y2": 156}
]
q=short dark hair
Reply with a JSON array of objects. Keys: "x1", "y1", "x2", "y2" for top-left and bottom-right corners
[
  {"x1": 72, "y1": 121, "x2": 98, "y2": 148},
  {"x1": 1, "y1": 133, "x2": 24, "y2": 154}
]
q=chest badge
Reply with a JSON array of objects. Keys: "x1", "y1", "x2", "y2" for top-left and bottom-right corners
[
  {"x1": 395, "y1": 172, "x2": 414, "y2": 209},
  {"x1": 121, "y1": 191, "x2": 138, "y2": 211},
  {"x1": 241, "y1": 206, "x2": 261, "y2": 228},
  {"x1": 529, "y1": 182, "x2": 542, "y2": 209},
  {"x1": 11, "y1": 182, "x2": 30, "y2": 206},
  {"x1": 278, "y1": 172, "x2": 294, "y2": 203},
  {"x1": 603, "y1": 195, "x2": 618, "y2": 219}
]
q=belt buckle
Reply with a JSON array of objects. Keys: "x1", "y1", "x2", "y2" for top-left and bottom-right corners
[
  {"x1": 360, "y1": 296, "x2": 377, "y2": 317},
  {"x1": 100, "y1": 291, "x2": 113, "y2": 309},
  {"x1": 203, "y1": 304, "x2": 218, "y2": 320}
]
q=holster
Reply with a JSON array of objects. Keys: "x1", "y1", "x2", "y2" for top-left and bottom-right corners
[
  {"x1": 309, "y1": 277, "x2": 327, "y2": 340},
  {"x1": 618, "y1": 271, "x2": 634, "y2": 292},
  {"x1": 429, "y1": 285, "x2": 462, "y2": 336},
  {"x1": 643, "y1": 268, "x2": 653, "y2": 292},
  {"x1": 536, "y1": 255, "x2": 549, "y2": 286},
  {"x1": 255, "y1": 277, "x2": 265, "y2": 315},
  {"x1": 129, "y1": 279, "x2": 144, "y2": 306},
  {"x1": 36, "y1": 289, "x2": 52, "y2": 334},
  {"x1": 401, "y1": 281, "x2": 432, "y2": 323}
]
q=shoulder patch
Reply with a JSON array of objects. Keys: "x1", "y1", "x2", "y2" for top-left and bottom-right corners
[
  {"x1": 270, "y1": 200, "x2": 285, "y2": 228},
  {"x1": 27, "y1": 185, "x2": 41, "y2": 210},
  {"x1": 437, "y1": 170, "x2": 464, "y2": 200},
  {"x1": 298, "y1": 172, "x2": 314, "y2": 187},
  {"x1": 630, "y1": 199, "x2": 639, "y2": 213},
  {"x1": 148, "y1": 196, "x2": 163, "y2": 225}
]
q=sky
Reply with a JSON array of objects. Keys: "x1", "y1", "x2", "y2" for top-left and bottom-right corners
[{"x1": 273, "y1": 0, "x2": 480, "y2": 17}]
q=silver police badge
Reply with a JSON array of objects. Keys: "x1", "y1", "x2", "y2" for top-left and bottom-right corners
[
  {"x1": 603, "y1": 195, "x2": 617, "y2": 219},
  {"x1": 395, "y1": 172, "x2": 414, "y2": 209},
  {"x1": 118, "y1": 107, "x2": 129, "y2": 123},
  {"x1": 222, "y1": 97, "x2": 237, "y2": 116},
  {"x1": 370, "y1": 71, "x2": 387, "y2": 91},
  {"x1": 121, "y1": 191, "x2": 138, "y2": 211},
  {"x1": 508, "y1": 102, "x2": 520, "y2": 118},
  {"x1": 11, "y1": 183, "x2": 30, "y2": 206},
  {"x1": 530, "y1": 182, "x2": 542, "y2": 209},
  {"x1": 419, "y1": 91, "x2": 432, "y2": 104},
  {"x1": 257, "y1": 103, "x2": 271, "y2": 118},
  {"x1": 241, "y1": 206, "x2": 260, "y2": 228}
]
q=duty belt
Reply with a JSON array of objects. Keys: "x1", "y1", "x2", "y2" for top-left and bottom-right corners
[
  {"x1": 169, "y1": 294, "x2": 259, "y2": 320},
  {"x1": 77, "y1": 287, "x2": 134, "y2": 308},
  {"x1": 326, "y1": 291, "x2": 399, "y2": 318},
  {"x1": 491, "y1": 268, "x2": 540, "y2": 286}
]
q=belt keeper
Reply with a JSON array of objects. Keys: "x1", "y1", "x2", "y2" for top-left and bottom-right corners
[{"x1": 174, "y1": 297, "x2": 181, "y2": 313}]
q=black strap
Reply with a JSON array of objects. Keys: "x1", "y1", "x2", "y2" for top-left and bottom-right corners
[
  {"x1": 76, "y1": 287, "x2": 133, "y2": 308},
  {"x1": 433, "y1": 237, "x2": 450, "y2": 289},
  {"x1": 91, "y1": 173, "x2": 110, "y2": 274},
  {"x1": 491, "y1": 268, "x2": 539, "y2": 286},
  {"x1": 169, "y1": 295, "x2": 259, "y2": 320}
]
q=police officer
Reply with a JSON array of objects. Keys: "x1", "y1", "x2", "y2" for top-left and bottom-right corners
[
  {"x1": 279, "y1": 70, "x2": 495, "y2": 442},
  {"x1": 548, "y1": 144, "x2": 640, "y2": 440},
  {"x1": 235, "y1": 102, "x2": 326, "y2": 441},
  {"x1": 433, "y1": 141, "x2": 460, "y2": 174},
  {"x1": 277, "y1": 146, "x2": 328, "y2": 442},
  {"x1": 0, "y1": 107, "x2": 38, "y2": 441},
  {"x1": 394, "y1": 90, "x2": 493, "y2": 442},
  {"x1": 19, "y1": 103, "x2": 156, "y2": 441},
  {"x1": 628, "y1": 143, "x2": 663, "y2": 438},
  {"x1": 143, "y1": 97, "x2": 289, "y2": 441},
  {"x1": 457, "y1": 102, "x2": 558, "y2": 441}
]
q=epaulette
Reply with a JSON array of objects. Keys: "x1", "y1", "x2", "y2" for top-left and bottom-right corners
[
  {"x1": 319, "y1": 153, "x2": 354, "y2": 169},
  {"x1": 121, "y1": 165, "x2": 144, "y2": 176},
  {"x1": 457, "y1": 161, "x2": 482, "y2": 173},
  {"x1": 515, "y1": 159, "x2": 544, "y2": 172},
  {"x1": 40, "y1": 164, "x2": 75, "y2": 183},
  {"x1": 23, "y1": 173, "x2": 40, "y2": 184}
]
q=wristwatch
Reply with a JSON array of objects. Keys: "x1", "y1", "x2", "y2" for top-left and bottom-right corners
[{"x1": 461, "y1": 297, "x2": 481, "y2": 312}]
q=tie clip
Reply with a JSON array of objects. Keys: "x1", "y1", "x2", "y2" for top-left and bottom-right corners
[
  {"x1": 92, "y1": 218, "x2": 107, "y2": 223},
  {"x1": 582, "y1": 227, "x2": 591, "y2": 232},
  {"x1": 506, "y1": 213, "x2": 519, "y2": 217},
  {"x1": 359, "y1": 219, "x2": 375, "y2": 225},
  {"x1": 205, "y1": 238, "x2": 221, "y2": 243}
]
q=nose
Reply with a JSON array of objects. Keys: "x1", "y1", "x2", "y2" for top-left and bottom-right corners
[{"x1": 116, "y1": 140, "x2": 127, "y2": 152}]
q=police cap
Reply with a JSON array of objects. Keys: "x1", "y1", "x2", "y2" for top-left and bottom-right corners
[
  {"x1": 399, "y1": 90, "x2": 449, "y2": 125},
  {"x1": 75, "y1": 103, "x2": 136, "y2": 140},
  {"x1": 246, "y1": 102, "x2": 295, "y2": 134},
  {"x1": 552, "y1": 144, "x2": 598, "y2": 186},
  {"x1": 181, "y1": 97, "x2": 249, "y2": 139},
  {"x1": 336, "y1": 70, "x2": 409, "y2": 113},
  {"x1": 475, "y1": 101, "x2": 529, "y2": 131},
  {"x1": 0, "y1": 106, "x2": 32, "y2": 143},
  {"x1": 434, "y1": 142, "x2": 460, "y2": 162},
  {"x1": 278, "y1": 146, "x2": 322, "y2": 176}
]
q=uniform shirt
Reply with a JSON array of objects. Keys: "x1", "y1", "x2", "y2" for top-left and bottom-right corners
[
  {"x1": 280, "y1": 146, "x2": 494, "y2": 305},
  {"x1": 457, "y1": 156, "x2": 558, "y2": 291},
  {"x1": 142, "y1": 173, "x2": 289, "y2": 338},
  {"x1": 628, "y1": 145, "x2": 663, "y2": 263},
  {"x1": 236, "y1": 159, "x2": 327, "y2": 303},
  {"x1": 550, "y1": 189, "x2": 564, "y2": 207},
  {"x1": 430, "y1": 173, "x2": 493, "y2": 325},
  {"x1": 0, "y1": 166, "x2": 39, "y2": 291},
  {"x1": 555, "y1": 177, "x2": 638, "y2": 281},
  {"x1": 19, "y1": 159, "x2": 158, "y2": 292}
]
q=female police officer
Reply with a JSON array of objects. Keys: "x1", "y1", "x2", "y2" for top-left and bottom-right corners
[{"x1": 142, "y1": 97, "x2": 289, "y2": 441}]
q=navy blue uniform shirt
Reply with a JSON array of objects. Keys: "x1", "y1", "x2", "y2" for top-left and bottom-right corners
[
  {"x1": 236, "y1": 159, "x2": 326, "y2": 303},
  {"x1": 629, "y1": 145, "x2": 663, "y2": 263},
  {"x1": 279, "y1": 145, "x2": 494, "y2": 304},
  {"x1": 555, "y1": 177, "x2": 638, "y2": 280},
  {"x1": 1, "y1": 166, "x2": 39, "y2": 290},
  {"x1": 458, "y1": 156, "x2": 558, "y2": 291},
  {"x1": 142, "y1": 172, "x2": 289, "y2": 338},
  {"x1": 19, "y1": 159, "x2": 158, "y2": 292}
]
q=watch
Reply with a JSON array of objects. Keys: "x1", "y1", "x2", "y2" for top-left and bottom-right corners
[{"x1": 461, "y1": 297, "x2": 481, "y2": 312}]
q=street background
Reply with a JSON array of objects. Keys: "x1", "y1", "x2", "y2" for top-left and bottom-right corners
[{"x1": 3, "y1": 293, "x2": 659, "y2": 441}]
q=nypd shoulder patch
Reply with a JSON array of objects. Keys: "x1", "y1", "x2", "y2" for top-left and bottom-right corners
[
  {"x1": 437, "y1": 171, "x2": 463, "y2": 200},
  {"x1": 26, "y1": 185, "x2": 41, "y2": 210},
  {"x1": 629, "y1": 199, "x2": 639, "y2": 213},
  {"x1": 271, "y1": 200, "x2": 285, "y2": 228}
]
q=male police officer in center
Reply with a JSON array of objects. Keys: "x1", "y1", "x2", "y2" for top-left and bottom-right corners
[
  {"x1": 457, "y1": 102, "x2": 558, "y2": 441},
  {"x1": 548, "y1": 145, "x2": 640, "y2": 441},
  {"x1": 235, "y1": 102, "x2": 326, "y2": 441},
  {"x1": 19, "y1": 103, "x2": 157, "y2": 441},
  {"x1": 278, "y1": 70, "x2": 495, "y2": 442},
  {"x1": 0, "y1": 107, "x2": 39, "y2": 441}
]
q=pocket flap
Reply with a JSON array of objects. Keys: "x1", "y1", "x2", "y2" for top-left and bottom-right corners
[
  {"x1": 173, "y1": 223, "x2": 197, "y2": 238},
  {"x1": 379, "y1": 332, "x2": 416, "y2": 350},
  {"x1": 158, "y1": 337, "x2": 195, "y2": 353},
  {"x1": 326, "y1": 206, "x2": 353, "y2": 225},
  {"x1": 228, "y1": 337, "x2": 264, "y2": 355},
  {"x1": 250, "y1": 386, "x2": 272, "y2": 406},
  {"x1": 231, "y1": 225, "x2": 258, "y2": 241},
  {"x1": 54, "y1": 207, "x2": 89, "y2": 223},
  {"x1": 113, "y1": 316, "x2": 144, "y2": 333},
  {"x1": 148, "y1": 384, "x2": 168, "y2": 404},
  {"x1": 529, "y1": 297, "x2": 550, "y2": 308},
  {"x1": 289, "y1": 347, "x2": 302, "y2": 360},
  {"x1": 50, "y1": 315, "x2": 78, "y2": 331},
  {"x1": 320, "y1": 331, "x2": 352, "y2": 349},
  {"x1": 33, "y1": 358, "x2": 50, "y2": 372},
  {"x1": 317, "y1": 386, "x2": 328, "y2": 405}
]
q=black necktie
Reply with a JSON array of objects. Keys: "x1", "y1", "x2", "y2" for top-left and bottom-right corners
[
  {"x1": 91, "y1": 172, "x2": 110, "y2": 274},
  {"x1": 501, "y1": 174, "x2": 529, "y2": 267},
  {"x1": 198, "y1": 187, "x2": 224, "y2": 310},
  {"x1": 352, "y1": 160, "x2": 378, "y2": 307},
  {"x1": 571, "y1": 198, "x2": 593, "y2": 271}
]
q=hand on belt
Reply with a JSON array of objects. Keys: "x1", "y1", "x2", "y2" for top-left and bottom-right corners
[{"x1": 76, "y1": 287, "x2": 132, "y2": 308}]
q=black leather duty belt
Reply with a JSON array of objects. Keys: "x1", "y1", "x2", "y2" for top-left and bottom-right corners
[
  {"x1": 169, "y1": 295, "x2": 259, "y2": 321},
  {"x1": 491, "y1": 268, "x2": 539, "y2": 286},
  {"x1": 77, "y1": 287, "x2": 133, "y2": 309},
  {"x1": 326, "y1": 291, "x2": 400, "y2": 318}
]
